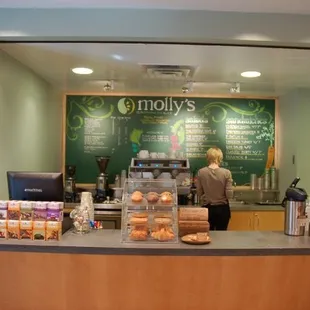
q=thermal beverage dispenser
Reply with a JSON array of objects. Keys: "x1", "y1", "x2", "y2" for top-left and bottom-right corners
[{"x1": 282, "y1": 177, "x2": 308, "y2": 236}]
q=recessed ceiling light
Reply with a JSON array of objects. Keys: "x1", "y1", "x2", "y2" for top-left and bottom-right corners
[
  {"x1": 112, "y1": 54, "x2": 123, "y2": 60},
  {"x1": 71, "y1": 67, "x2": 93, "y2": 75},
  {"x1": 241, "y1": 71, "x2": 261, "y2": 78}
]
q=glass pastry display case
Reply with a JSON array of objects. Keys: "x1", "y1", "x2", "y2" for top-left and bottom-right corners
[{"x1": 121, "y1": 179, "x2": 178, "y2": 243}]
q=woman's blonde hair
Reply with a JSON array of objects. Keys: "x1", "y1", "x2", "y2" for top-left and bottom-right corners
[{"x1": 206, "y1": 147, "x2": 223, "y2": 165}]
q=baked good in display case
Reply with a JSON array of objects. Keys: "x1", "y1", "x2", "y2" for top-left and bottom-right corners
[{"x1": 121, "y1": 179, "x2": 178, "y2": 243}]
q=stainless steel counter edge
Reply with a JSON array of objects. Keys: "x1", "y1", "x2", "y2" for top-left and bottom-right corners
[
  {"x1": 0, "y1": 230, "x2": 309, "y2": 256},
  {"x1": 64, "y1": 203, "x2": 284, "y2": 211}
]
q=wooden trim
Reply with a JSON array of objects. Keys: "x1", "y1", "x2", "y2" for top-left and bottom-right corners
[
  {"x1": 274, "y1": 98, "x2": 279, "y2": 168},
  {"x1": 65, "y1": 91, "x2": 278, "y2": 99},
  {"x1": 61, "y1": 94, "x2": 67, "y2": 175}
]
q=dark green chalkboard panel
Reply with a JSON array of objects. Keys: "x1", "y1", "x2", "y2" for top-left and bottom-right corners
[{"x1": 65, "y1": 95, "x2": 275, "y2": 185}]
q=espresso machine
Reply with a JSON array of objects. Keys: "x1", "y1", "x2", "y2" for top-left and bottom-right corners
[
  {"x1": 64, "y1": 165, "x2": 76, "y2": 202},
  {"x1": 95, "y1": 156, "x2": 111, "y2": 203}
]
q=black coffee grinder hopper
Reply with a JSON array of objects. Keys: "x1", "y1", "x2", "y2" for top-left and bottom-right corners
[
  {"x1": 65, "y1": 165, "x2": 76, "y2": 202},
  {"x1": 95, "y1": 156, "x2": 110, "y2": 203}
]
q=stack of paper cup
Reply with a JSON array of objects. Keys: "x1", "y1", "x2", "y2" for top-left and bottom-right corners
[
  {"x1": 80, "y1": 192, "x2": 94, "y2": 222},
  {"x1": 120, "y1": 170, "x2": 127, "y2": 188}
]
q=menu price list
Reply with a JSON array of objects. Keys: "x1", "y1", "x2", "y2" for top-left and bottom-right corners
[
  {"x1": 225, "y1": 118, "x2": 266, "y2": 161},
  {"x1": 83, "y1": 117, "x2": 107, "y2": 154},
  {"x1": 184, "y1": 117, "x2": 218, "y2": 159}
]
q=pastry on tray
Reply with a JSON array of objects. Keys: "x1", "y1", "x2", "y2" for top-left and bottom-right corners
[
  {"x1": 181, "y1": 233, "x2": 211, "y2": 245},
  {"x1": 151, "y1": 227, "x2": 175, "y2": 241},
  {"x1": 154, "y1": 217, "x2": 172, "y2": 225},
  {"x1": 129, "y1": 216, "x2": 148, "y2": 225},
  {"x1": 146, "y1": 192, "x2": 159, "y2": 203},
  {"x1": 160, "y1": 191, "x2": 173, "y2": 204},
  {"x1": 131, "y1": 212, "x2": 148, "y2": 218},
  {"x1": 130, "y1": 229, "x2": 148, "y2": 241},
  {"x1": 154, "y1": 213, "x2": 172, "y2": 219},
  {"x1": 131, "y1": 191, "x2": 144, "y2": 203}
]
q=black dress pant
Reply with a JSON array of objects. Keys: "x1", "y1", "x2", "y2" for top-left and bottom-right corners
[{"x1": 203, "y1": 204, "x2": 231, "y2": 231}]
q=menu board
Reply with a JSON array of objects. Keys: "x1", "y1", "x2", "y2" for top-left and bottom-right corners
[{"x1": 65, "y1": 96, "x2": 276, "y2": 185}]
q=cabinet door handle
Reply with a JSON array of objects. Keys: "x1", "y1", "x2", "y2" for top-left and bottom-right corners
[
  {"x1": 249, "y1": 216, "x2": 252, "y2": 228},
  {"x1": 254, "y1": 213, "x2": 259, "y2": 229}
]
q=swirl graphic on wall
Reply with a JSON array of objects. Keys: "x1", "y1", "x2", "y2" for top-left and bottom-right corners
[
  {"x1": 66, "y1": 96, "x2": 114, "y2": 141},
  {"x1": 117, "y1": 98, "x2": 135, "y2": 115},
  {"x1": 198, "y1": 100, "x2": 273, "y2": 123}
]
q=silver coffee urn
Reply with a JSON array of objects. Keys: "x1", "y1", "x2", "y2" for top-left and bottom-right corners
[{"x1": 282, "y1": 177, "x2": 308, "y2": 236}]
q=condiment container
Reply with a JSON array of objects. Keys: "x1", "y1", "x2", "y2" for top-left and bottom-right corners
[
  {"x1": 33, "y1": 202, "x2": 48, "y2": 221},
  {"x1": 70, "y1": 205, "x2": 90, "y2": 234},
  {"x1": 0, "y1": 201, "x2": 8, "y2": 220},
  {"x1": 250, "y1": 174, "x2": 257, "y2": 190},
  {"x1": 264, "y1": 168, "x2": 270, "y2": 190},
  {"x1": 46, "y1": 221, "x2": 62, "y2": 241},
  {"x1": 8, "y1": 201, "x2": 21, "y2": 220},
  {"x1": 270, "y1": 167, "x2": 278, "y2": 190},
  {"x1": 0, "y1": 219, "x2": 7, "y2": 239},
  {"x1": 20, "y1": 201, "x2": 33, "y2": 220},
  {"x1": 80, "y1": 192, "x2": 94, "y2": 222},
  {"x1": 8, "y1": 220, "x2": 20, "y2": 239},
  {"x1": 33, "y1": 221, "x2": 46, "y2": 240},
  {"x1": 20, "y1": 220, "x2": 33, "y2": 240},
  {"x1": 257, "y1": 177, "x2": 263, "y2": 190}
]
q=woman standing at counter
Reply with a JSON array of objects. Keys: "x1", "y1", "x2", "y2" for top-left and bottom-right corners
[{"x1": 196, "y1": 147, "x2": 233, "y2": 230}]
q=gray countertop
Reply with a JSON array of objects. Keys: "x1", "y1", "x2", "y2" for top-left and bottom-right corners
[{"x1": 0, "y1": 229, "x2": 309, "y2": 256}]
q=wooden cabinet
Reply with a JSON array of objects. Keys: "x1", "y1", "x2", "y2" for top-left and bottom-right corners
[
  {"x1": 228, "y1": 210, "x2": 284, "y2": 231},
  {"x1": 228, "y1": 211, "x2": 253, "y2": 230}
]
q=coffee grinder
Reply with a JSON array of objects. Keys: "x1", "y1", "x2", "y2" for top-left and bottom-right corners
[
  {"x1": 95, "y1": 156, "x2": 110, "y2": 203},
  {"x1": 64, "y1": 165, "x2": 76, "y2": 202}
]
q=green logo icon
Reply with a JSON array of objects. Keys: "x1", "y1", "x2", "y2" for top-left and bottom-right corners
[{"x1": 117, "y1": 98, "x2": 135, "y2": 115}]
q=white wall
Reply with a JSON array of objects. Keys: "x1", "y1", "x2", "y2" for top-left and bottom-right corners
[
  {"x1": 0, "y1": 50, "x2": 62, "y2": 199},
  {"x1": 278, "y1": 89, "x2": 310, "y2": 196}
]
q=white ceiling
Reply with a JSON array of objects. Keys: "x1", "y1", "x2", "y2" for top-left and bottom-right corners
[
  {"x1": 1, "y1": 43, "x2": 310, "y2": 96},
  {"x1": 1, "y1": 0, "x2": 310, "y2": 14}
]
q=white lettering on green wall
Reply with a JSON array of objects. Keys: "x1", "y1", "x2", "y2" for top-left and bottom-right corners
[{"x1": 137, "y1": 97, "x2": 196, "y2": 116}]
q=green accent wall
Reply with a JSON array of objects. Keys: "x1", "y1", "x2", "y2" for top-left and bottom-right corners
[{"x1": 65, "y1": 95, "x2": 275, "y2": 185}]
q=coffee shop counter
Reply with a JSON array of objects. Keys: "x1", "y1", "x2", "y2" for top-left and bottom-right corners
[{"x1": 0, "y1": 230, "x2": 309, "y2": 310}]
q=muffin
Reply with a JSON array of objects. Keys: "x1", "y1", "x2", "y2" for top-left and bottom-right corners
[
  {"x1": 146, "y1": 192, "x2": 159, "y2": 203},
  {"x1": 131, "y1": 191, "x2": 143, "y2": 203},
  {"x1": 160, "y1": 191, "x2": 173, "y2": 204}
]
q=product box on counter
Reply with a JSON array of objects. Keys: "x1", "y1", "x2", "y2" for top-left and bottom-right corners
[
  {"x1": 0, "y1": 201, "x2": 8, "y2": 220},
  {"x1": 20, "y1": 220, "x2": 33, "y2": 240},
  {"x1": 8, "y1": 220, "x2": 20, "y2": 239},
  {"x1": 0, "y1": 219, "x2": 7, "y2": 239},
  {"x1": 46, "y1": 221, "x2": 61, "y2": 241},
  {"x1": 20, "y1": 201, "x2": 33, "y2": 220},
  {"x1": 8, "y1": 201, "x2": 20, "y2": 220},
  {"x1": 33, "y1": 202, "x2": 48, "y2": 221},
  {"x1": 33, "y1": 221, "x2": 46, "y2": 240},
  {"x1": 0, "y1": 200, "x2": 64, "y2": 242}
]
